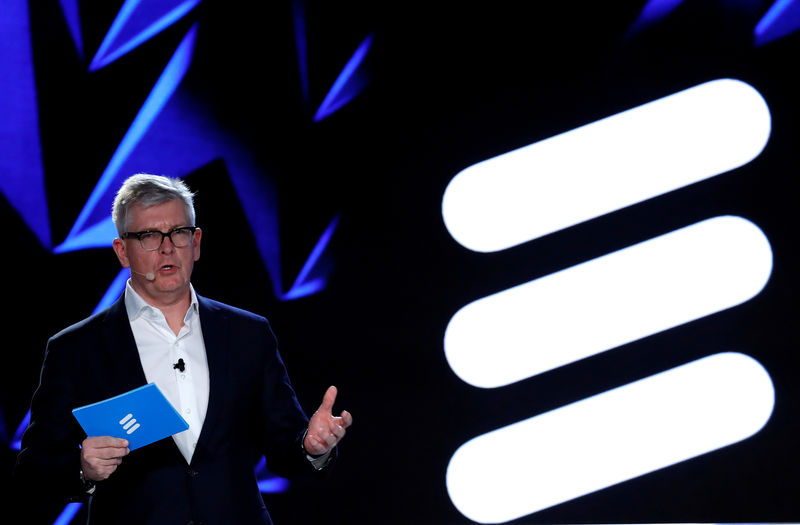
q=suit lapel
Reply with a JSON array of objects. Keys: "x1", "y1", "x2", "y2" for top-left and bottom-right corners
[
  {"x1": 193, "y1": 296, "x2": 230, "y2": 459},
  {"x1": 99, "y1": 296, "x2": 149, "y2": 394}
]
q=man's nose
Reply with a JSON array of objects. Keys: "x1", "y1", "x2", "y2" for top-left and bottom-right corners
[{"x1": 159, "y1": 235, "x2": 176, "y2": 253}]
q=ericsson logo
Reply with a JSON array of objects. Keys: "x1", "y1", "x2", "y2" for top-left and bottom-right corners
[
  {"x1": 441, "y1": 79, "x2": 776, "y2": 523},
  {"x1": 119, "y1": 413, "x2": 141, "y2": 435}
]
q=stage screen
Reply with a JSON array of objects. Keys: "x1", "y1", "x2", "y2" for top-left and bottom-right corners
[{"x1": 2, "y1": 1, "x2": 799, "y2": 523}]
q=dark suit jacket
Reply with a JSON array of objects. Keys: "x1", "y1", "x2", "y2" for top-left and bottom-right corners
[{"x1": 16, "y1": 294, "x2": 328, "y2": 524}]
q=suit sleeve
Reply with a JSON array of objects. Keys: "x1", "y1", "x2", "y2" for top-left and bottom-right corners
[
  {"x1": 257, "y1": 319, "x2": 335, "y2": 477},
  {"x1": 14, "y1": 334, "x2": 90, "y2": 502}
]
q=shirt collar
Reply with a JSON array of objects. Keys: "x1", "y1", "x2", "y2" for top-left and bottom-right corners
[{"x1": 124, "y1": 279, "x2": 199, "y2": 323}]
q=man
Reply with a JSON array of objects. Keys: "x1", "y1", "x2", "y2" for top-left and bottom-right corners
[{"x1": 15, "y1": 174, "x2": 352, "y2": 524}]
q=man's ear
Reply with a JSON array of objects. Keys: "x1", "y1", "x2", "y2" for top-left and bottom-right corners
[
  {"x1": 192, "y1": 228, "x2": 202, "y2": 262},
  {"x1": 112, "y1": 238, "x2": 130, "y2": 268}
]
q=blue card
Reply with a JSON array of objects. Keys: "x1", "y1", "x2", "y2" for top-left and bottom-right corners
[{"x1": 72, "y1": 383, "x2": 189, "y2": 451}]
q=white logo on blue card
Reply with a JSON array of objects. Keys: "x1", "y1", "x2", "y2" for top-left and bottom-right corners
[{"x1": 119, "y1": 413, "x2": 141, "y2": 435}]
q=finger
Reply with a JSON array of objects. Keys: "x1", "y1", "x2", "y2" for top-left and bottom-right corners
[
  {"x1": 83, "y1": 443, "x2": 129, "y2": 458},
  {"x1": 321, "y1": 422, "x2": 344, "y2": 444},
  {"x1": 318, "y1": 385, "x2": 338, "y2": 413},
  {"x1": 305, "y1": 435, "x2": 328, "y2": 455},
  {"x1": 308, "y1": 418, "x2": 337, "y2": 441},
  {"x1": 84, "y1": 436, "x2": 129, "y2": 449},
  {"x1": 87, "y1": 457, "x2": 124, "y2": 468},
  {"x1": 339, "y1": 410, "x2": 353, "y2": 428},
  {"x1": 307, "y1": 425, "x2": 342, "y2": 451},
  {"x1": 93, "y1": 447, "x2": 130, "y2": 459},
  {"x1": 322, "y1": 416, "x2": 347, "y2": 436},
  {"x1": 331, "y1": 424, "x2": 346, "y2": 439},
  {"x1": 322, "y1": 432, "x2": 337, "y2": 448}
]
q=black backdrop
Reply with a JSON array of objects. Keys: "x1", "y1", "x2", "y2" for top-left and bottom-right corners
[{"x1": 2, "y1": 1, "x2": 799, "y2": 523}]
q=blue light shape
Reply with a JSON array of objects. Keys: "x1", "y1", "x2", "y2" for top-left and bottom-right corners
[
  {"x1": 254, "y1": 456, "x2": 289, "y2": 493},
  {"x1": 55, "y1": 24, "x2": 199, "y2": 253},
  {"x1": 93, "y1": 269, "x2": 130, "y2": 314},
  {"x1": 11, "y1": 410, "x2": 30, "y2": 450},
  {"x1": 58, "y1": 0, "x2": 84, "y2": 59},
  {"x1": 313, "y1": 33, "x2": 373, "y2": 122},
  {"x1": 292, "y1": 0, "x2": 310, "y2": 104},
  {"x1": 52, "y1": 503, "x2": 82, "y2": 525},
  {"x1": 637, "y1": 0, "x2": 685, "y2": 20},
  {"x1": 89, "y1": 0, "x2": 200, "y2": 71},
  {"x1": 54, "y1": 216, "x2": 118, "y2": 253},
  {"x1": 258, "y1": 476, "x2": 290, "y2": 493},
  {"x1": 0, "y1": 0, "x2": 51, "y2": 248},
  {"x1": 625, "y1": 0, "x2": 685, "y2": 36},
  {"x1": 282, "y1": 279, "x2": 325, "y2": 300},
  {"x1": 755, "y1": 0, "x2": 800, "y2": 45},
  {"x1": 281, "y1": 214, "x2": 339, "y2": 300}
]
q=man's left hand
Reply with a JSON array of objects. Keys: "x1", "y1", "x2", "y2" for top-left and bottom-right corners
[{"x1": 304, "y1": 385, "x2": 353, "y2": 456}]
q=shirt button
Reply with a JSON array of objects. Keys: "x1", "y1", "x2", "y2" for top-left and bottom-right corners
[
  {"x1": 185, "y1": 408, "x2": 191, "y2": 414},
  {"x1": 192, "y1": 442, "x2": 197, "y2": 449}
]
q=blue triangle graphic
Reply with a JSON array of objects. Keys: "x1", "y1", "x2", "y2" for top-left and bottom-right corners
[
  {"x1": 0, "y1": 0, "x2": 51, "y2": 248},
  {"x1": 755, "y1": 0, "x2": 800, "y2": 45},
  {"x1": 58, "y1": 0, "x2": 84, "y2": 59},
  {"x1": 313, "y1": 33, "x2": 373, "y2": 122},
  {"x1": 625, "y1": 0, "x2": 685, "y2": 37},
  {"x1": 89, "y1": 0, "x2": 200, "y2": 71}
]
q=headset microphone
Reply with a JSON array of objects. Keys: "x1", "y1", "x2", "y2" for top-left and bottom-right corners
[{"x1": 132, "y1": 270, "x2": 156, "y2": 281}]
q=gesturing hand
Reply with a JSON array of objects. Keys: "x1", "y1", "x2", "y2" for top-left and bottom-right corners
[
  {"x1": 303, "y1": 386, "x2": 353, "y2": 456},
  {"x1": 81, "y1": 436, "x2": 130, "y2": 481}
]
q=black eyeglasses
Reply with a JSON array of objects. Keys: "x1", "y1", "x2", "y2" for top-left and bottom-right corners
[{"x1": 122, "y1": 226, "x2": 197, "y2": 251}]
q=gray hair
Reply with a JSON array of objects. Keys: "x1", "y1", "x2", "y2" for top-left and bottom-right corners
[{"x1": 112, "y1": 174, "x2": 196, "y2": 236}]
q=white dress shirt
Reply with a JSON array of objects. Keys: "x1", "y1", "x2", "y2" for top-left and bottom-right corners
[
  {"x1": 124, "y1": 281, "x2": 209, "y2": 464},
  {"x1": 124, "y1": 280, "x2": 331, "y2": 469}
]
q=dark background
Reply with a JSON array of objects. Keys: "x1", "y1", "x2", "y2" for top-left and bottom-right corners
[{"x1": 2, "y1": 1, "x2": 799, "y2": 523}]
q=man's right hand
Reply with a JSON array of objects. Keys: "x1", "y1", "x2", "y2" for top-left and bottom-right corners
[{"x1": 80, "y1": 436, "x2": 130, "y2": 481}]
